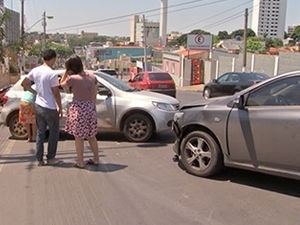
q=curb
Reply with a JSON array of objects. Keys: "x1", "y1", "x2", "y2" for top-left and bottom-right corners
[{"x1": 177, "y1": 84, "x2": 204, "y2": 92}]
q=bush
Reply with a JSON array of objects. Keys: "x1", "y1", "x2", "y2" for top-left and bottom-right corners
[{"x1": 9, "y1": 63, "x2": 19, "y2": 74}]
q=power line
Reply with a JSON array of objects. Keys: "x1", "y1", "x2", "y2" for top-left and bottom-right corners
[
  {"x1": 47, "y1": 0, "x2": 241, "y2": 33},
  {"x1": 48, "y1": 0, "x2": 207, "y2": 32},
  {"x1": 180, "y1": 0, "x2": 253, "y2": 32}
]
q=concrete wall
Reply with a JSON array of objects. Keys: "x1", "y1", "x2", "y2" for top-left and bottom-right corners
[{"x1": 204, "y1": 51, "x2": 300, "y2": 83}]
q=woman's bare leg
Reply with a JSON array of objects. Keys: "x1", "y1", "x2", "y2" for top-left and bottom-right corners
[
  {"x1": 87, "y1": 136, "x2": 99, "y2": 164},
  {"x1": 74, "y1": 137, "x2": 85, "y2": 167}
]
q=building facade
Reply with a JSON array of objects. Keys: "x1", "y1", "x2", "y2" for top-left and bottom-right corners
[
  {"x1": 130, "y1": 15, "x2": 160, "y2": 47},
  {"x1": 251, "y1": 0, "x2": 287, "y2": 39},
  {"x1": 4, "y1": 8, "x2": 20, "y2": 44},
  {"x1": 0, "y1": 0, "x2": 20, "y2": 44}
]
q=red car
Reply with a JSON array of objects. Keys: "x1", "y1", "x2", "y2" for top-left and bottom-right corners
[
  {"x1": 128, "y1": 71, "x2": 176, "y2": 98},
  {"x1": 0, "y1": 84, "x2": 12, "y2": 106}
]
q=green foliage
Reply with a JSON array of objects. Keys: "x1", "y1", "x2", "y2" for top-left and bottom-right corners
[
  {"x1": 230, "y1": 28, "x2": 256, "y2": 39},
  {"x1": 218, "y1": 31, "x2": 230, "y2": 40},
  {"x1": 167, "y1": 28, "x2": 256, "y2": 48},
  {"x1": 265, "y1": 38, "x2": 283, "y2": 48},
  {"x1": 9, "y1": 62, "x2": 19, "y2": 74},
  {"x1": 48, "y1": 43, "x2": 73, "y2": 58},
  {"x1": 290, "y1": 25, "x2": 300, "y2": 40},
  {"x1": 0, "y1": 8, "x2": 9, "y2": 62},
  {"x1": 247, "y1": 38, "x2": 265, "y2": 52}
]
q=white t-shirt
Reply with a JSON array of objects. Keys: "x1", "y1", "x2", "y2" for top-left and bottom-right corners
[{"x1": 27, "y1": 65, "x2": 59, "y2": 110}]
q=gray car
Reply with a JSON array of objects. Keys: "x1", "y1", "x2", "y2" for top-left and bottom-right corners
[
  {"x1": 1, "y1": 71, "x2": 179, "y2": 142},
  {"x1": 172, "y1": 70, "x2": 300, "y2": 180}
]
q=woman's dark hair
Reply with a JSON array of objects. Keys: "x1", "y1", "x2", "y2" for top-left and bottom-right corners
[
  {"x1": 65, "y1": 55, "x2": 83, "y2": 74},
  {"x1": 42, "y1": 49, "x2": 57, "y2": 61}
]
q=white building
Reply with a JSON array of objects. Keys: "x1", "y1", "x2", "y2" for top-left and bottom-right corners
[
  {"x1": 251, "y1": 0, "x2": 287, "y2": 39},
  {"x1": 130, "y1": 15, "x2": 160, "y2": 47}
]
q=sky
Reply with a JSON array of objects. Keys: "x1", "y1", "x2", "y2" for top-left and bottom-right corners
[{"x1": 4, "y1": 0, "x2": 300, "y2": 36}]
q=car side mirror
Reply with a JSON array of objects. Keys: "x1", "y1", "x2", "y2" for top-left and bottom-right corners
[
  {"x1": 98, "y1": 87, "x2": 112, "y2": 97},
  {"x1": 233, "y1": 95, "x2": 245, "y2": 109},
  {"x1": 212, "y1": 79, "x2": 217, "y2": 83}
]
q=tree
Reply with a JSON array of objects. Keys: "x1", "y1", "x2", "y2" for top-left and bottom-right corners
[
  {"x1": 0, "y1": 8, "x2": 8, "y2": 62},
  {"x1": 265, "y1": 37, "x2": 283, "y2": 49},
  {"x1": 247, "y1": 38, "x2": 265, "y2": 53},
  {"x1": 217, "y1": 31, "x2": 230, "y2": 40},
  {"x1": 291, "y1": 25, "x2": 300, "y2": 41},
  {"x1": 230, "y1": 28, "x2": 256, "y2": 39}
]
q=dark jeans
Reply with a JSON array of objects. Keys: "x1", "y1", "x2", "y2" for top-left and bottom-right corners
[{"x1": 35, "y1": 104, "x2": 59, "y2": 162}]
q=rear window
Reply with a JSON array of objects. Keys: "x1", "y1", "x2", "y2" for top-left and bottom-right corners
[
  {"x1": 149, "y1": 73, "x2": 172, "y2": 81},
  {"x1": 100, "y1": 70, "x2": 117, "y2": 76}
]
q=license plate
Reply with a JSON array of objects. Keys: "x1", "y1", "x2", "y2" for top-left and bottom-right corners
[{"x1": 158, "y1": 84, "x2": 168, "y2": 88}]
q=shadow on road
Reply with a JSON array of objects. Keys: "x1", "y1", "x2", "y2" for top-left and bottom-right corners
[
  {"x1": 60, "y1": 130, "x2": 176, "y2": 144},
  {"x1": 176, "y1": 161, "x2": 300, "y2": 198}
]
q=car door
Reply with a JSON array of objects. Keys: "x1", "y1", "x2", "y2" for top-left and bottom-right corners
[
  {"x1": 96, "y1": 83, "x2": 116, "y2": 130},
  {"x1": 130, "y1": 73, "x2": 145, "y2": 90},
  {"x1": 226, "y1": 76, "x2": 300, "y2": 172}
]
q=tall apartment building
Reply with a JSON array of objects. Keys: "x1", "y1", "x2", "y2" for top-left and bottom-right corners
[
  {"x1": 130, "y1": 15, "x2": 160, "y2": 47},
  {"x1": 0, "y1": 0, "x2": 20, "y2": 44},
  {"x1": 251, "y1": 0, "x2": 287, "y2": 39}
]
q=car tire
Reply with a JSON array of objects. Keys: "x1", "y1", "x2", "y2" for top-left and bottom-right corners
[
  {"x1": 123, "y1": 113, "x2": 154, "y2": 142},
  {"x1": 203, "y1": 88, "x2": 211, "y2": 99},
  {"x1": 180, "y1": 131, "x2": 223, "y2": 177},
  {"x1": 8, "y1": 111, "x2": 28, "y2": 140}
]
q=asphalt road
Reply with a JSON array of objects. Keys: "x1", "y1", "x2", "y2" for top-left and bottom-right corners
[{"x1": 0, "y1": 90, "x2": 300, "y2": 225}]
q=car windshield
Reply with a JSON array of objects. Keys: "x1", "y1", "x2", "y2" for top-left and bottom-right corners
[{"x1": 94, "y1": 72, "x2": 136, "y2": 92}]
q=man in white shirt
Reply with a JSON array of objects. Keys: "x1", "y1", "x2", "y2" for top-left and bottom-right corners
[{"x1": 21, "y1": 49, "x2": 63, "y2": 166}]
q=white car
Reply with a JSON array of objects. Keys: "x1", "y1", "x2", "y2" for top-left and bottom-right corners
[{"x1": 1, "y1": 71, "x2": 180, "y2": 142}]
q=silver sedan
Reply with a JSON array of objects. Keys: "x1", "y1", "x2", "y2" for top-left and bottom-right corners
[
  {"x1": 1, "y1": 71, "x2": 179, "y2": 142},
  {"x1": 172, "y1": 70, "x2": 300, "y2": 180}
]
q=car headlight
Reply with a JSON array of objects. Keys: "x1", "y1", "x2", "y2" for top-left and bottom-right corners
[{"x1": 152, "y1": 101, "x2": 178, "y2": 111}]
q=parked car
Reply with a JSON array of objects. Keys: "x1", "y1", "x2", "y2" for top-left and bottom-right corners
[
  {"x1": 1, "y1": 71, "x2": 179, "y2": 142},
  {"x1": 128, "y1": 71, "x2": 176, "y2": 98},
  {"x1": 97, "y1": 69, "x2": 118, "y2": 78},
  {"x1": 0, "y1": 84, "x2": 12, "y2": 106},
  {"x1": 203, "y1": 72, "x2": 269, "y2": 99},
  {"x1": 172, "y1": 70, "x2": 300, "y2": 180}
]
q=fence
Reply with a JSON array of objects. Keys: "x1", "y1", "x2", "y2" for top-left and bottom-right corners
[{"x1": 204, "y1": 51, "x2": 300, "y2": 83}]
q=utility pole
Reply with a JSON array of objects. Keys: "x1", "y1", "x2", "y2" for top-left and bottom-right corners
[
  {"x1": 20, "y1": 0, "x2": 25, "y2": 74},
  {"x1": 42, "y1": 11, "x2": 46, "y2": 51},
  {"x1": 242, "y1": 8, "x2": 248, "y2": 72},
  {"x1": 142, "y1": 14, "x2": 147, "y2": 72},
  {"x1": 41, "y1": 11, "x2": 54, "y2": 51},
  {"x1": 21, "y1": 0, "x2": 24, "y2": 49}
]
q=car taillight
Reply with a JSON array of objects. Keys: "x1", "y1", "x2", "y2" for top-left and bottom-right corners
[{"x1": 2, "y1": 95, "x2": 8, "y2": 105}]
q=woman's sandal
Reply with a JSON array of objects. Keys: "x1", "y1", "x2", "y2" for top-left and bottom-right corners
[
  {"x1": 73, "y1": 163, "x2": 85, "y2": 169},
  {"x1": 85, "y1": 159, "x2": 99, "y2": 166}
]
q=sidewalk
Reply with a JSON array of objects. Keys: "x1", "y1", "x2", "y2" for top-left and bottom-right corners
[{"x1": 177, "y1": 84, "x2": 204, "y2": 92}]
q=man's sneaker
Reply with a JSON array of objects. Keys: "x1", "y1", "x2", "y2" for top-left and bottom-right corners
[
  {"x1": 47, "y1": 158, "x2": 63, "y2": 166},
  {"x1": 37, "y1": 161, "x2": 45, "y2": 166}
]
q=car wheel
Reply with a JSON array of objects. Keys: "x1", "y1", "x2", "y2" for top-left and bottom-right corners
[
  {"x1": 8, "y1": 111, "x2": 28, "y2": 140},
  {"x1": 180, "y1": 131, "x2": 223, "y2": 177},
  {"x1": 123, "y1": 113, "x2": 154, "y2": 142},
  {"x1": 203, "y1": 88, "x2": 211, "y2": 99}
]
